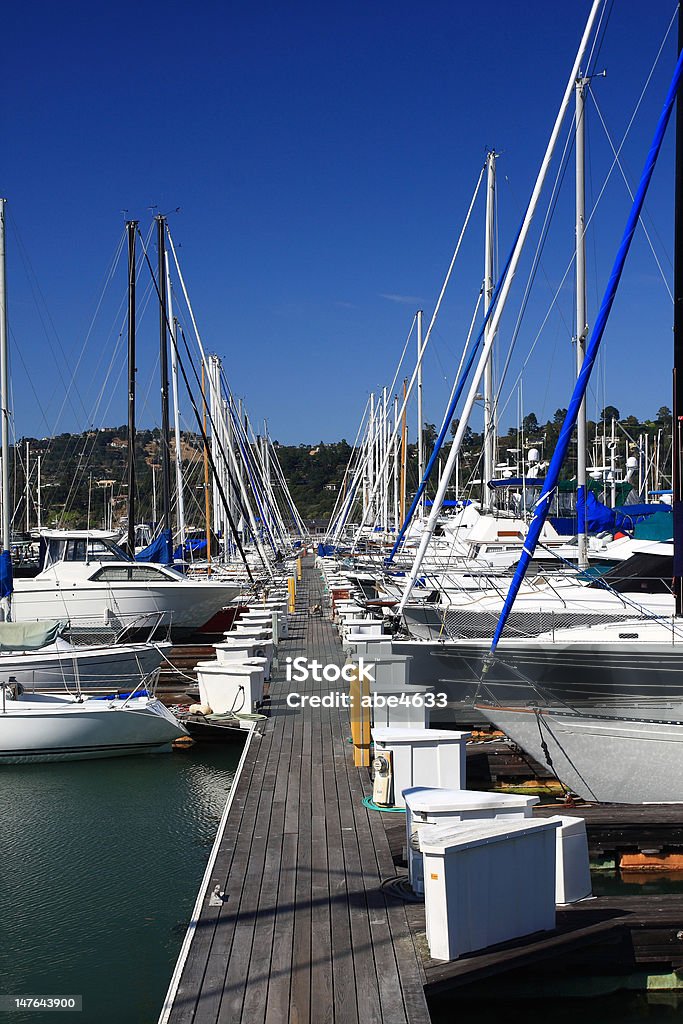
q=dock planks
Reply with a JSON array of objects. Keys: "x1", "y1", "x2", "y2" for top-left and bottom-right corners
[
  {"x1": 161, "y1": 560, "x2": 430, "y2": 1024},
  {"x1": 162, "y1": 559, "x2": 683, "y2": 1021}
]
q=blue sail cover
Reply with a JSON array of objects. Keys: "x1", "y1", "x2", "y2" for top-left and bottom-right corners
[
  {"x1": 491, "y1": 47, "x2": 683, "y2": 654},
  {"x1": 174, "y1": 537, "x2": 208, "y2": 561},
  {"x1": 136, "y1": 528, "x2": 174, "y2": 565},
  {"x1": 0, "y1": 550, "x2": 12, "y2": 598},
  {"x1": 573, "y1": 489, "x2": 663, "y2": 532}
]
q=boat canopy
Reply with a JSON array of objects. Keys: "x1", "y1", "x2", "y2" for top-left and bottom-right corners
[
  {"x1": 588, "y1": 550, "x2": 673, "y2": 595},
  {"x1": 0, "y1": 619, "x2": 67, "y2": 651}
]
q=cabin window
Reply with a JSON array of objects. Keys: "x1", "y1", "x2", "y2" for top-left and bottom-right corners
[
  {"x1": 61, "y1": 539, "x2": 129, "y2": 563},
  {"x1": 91, "y1": 565, "x2": 176, "y2": 582}
]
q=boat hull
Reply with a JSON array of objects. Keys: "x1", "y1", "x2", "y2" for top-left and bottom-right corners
[
  {"x1": 0, "y1": 696, "x2": 188, "y2": 763},
  {"x1": 11, "y1": 580, "x2": 244, "y2": 641},
  {"x1": 476, "y1": 703, "x2": 683, "y2": 804},
  {"x1": 0, "y1": 642, "x2": 171, "y2": 694}
]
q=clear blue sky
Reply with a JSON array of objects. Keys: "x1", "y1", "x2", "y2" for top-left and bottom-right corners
[{"x1": 1, "y1": 0, "x2": 679, "y2": 445}]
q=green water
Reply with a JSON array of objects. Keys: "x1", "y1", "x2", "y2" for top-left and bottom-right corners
[{"x1": 0, "y1": 745, "x2": 240, "y2": 1024}]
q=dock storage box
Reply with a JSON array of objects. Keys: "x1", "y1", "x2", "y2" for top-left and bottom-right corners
[
  {"x1": 544, "y1": 814, "x2": 592, "y2": 904},
  {"x1": 371, "y1": 728, "x2": 470, "y2": 808},
  {"x1": 404, "y1": 787, "x2": 539, "y2": 895},
  {"x1": 214, "y1": 638, "x2": 274, "y2": 680},
  {"x1": 195, "y1": 661, "x2": 266, "y2": 715},
  {"x1": 420, "y1": 818, "x2": 559, "y2": 960},
  {"x1": 358, "y1": 653, "x2": 432, "y2": 729}
]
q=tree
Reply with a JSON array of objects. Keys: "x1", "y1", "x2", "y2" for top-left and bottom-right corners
[
  {"x1": 656, "y1": 406, "x2": 672, "y2": 424},
  {"x1": 553, "y1": 408, "x2": 568, "y2": 426},
  {"x1": 522, "y1": 412, "x2": 538, "y2": 434},
  {"x1": 601, "y1": 405, "x2": 620, "y2": 422},
  {"x1": 422, "y1": 423, "x2": 437, "y2": 449}
]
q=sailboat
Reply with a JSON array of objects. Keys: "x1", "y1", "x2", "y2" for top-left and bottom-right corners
[
  {"x1": 0, "y1": 199, "x2": 188, "y2": 761},
  {"x1": 476, "y1": 24, "x2": 683, "y2": 803}
]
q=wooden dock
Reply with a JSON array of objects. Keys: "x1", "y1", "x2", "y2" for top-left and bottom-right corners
[
  {"x1": 161, "y1": 558, "x2": 683, "y2": 1022},
  {"x1": 160, "y1": 560, "x2": 431, "y2": 1024}
]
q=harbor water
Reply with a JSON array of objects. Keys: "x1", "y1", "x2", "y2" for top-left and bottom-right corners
[{"x1": 0, "y1": 744, "x2": 241, "y2": 1023}]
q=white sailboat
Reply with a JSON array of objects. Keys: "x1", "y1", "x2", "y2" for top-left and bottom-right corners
[
  {"x1": 477, "y1": 34, "x2": 683, "y2": 802},
  {"x1": 0, "y1": 687, "x2": 188, "y2": 764},
  {"x1": 0, "y1": 199, "x2": 188, "y2": 761}
]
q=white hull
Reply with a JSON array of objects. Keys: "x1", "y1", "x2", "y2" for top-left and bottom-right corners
[
  {"x1": 0, "y1": 694, "x2": 188, "y2": 763},
  {"x1": 0, "y1": 641, "x2": 171, "y2": 694},
  {"x1": 11, "y1": 580, "x2": 243, "y2": 636},
  {"x1": 477, "y1": 703, "x2": 683, "y2": 803}
]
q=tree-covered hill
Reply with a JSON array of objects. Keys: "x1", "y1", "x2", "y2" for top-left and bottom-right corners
[{"x1": 10, "y1": 404, "x2": 674, "y2": 531}]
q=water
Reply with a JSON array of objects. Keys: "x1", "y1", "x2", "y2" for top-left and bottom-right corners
[
  {"x1": 429, "y1": 867, "x2": 683, "y2": 1024},
  {"x1": 429, "y1": 992, "x2": 683, "y2": 1023},
  {"x1": 0, "y1": 744, "x2": 241, "y2": 1024}
]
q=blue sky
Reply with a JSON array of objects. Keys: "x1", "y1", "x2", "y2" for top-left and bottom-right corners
[{"x1": 1, "y1": 0, "x2": 680, "y2": 445}]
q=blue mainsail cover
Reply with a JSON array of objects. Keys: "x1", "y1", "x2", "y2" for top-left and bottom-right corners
[
  {"x1": 174, "y1": 537, "x2": 208, "y2": 561},
  {"x1": 136, "y1": 528, "x2": 173, "y2": 565},
  {"x1": 0, "y1": 550, "x2": 12, "y2": 598}
]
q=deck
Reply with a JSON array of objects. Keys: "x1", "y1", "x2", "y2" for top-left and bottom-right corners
[
  {"x1": 161, "y1": 558, "x2": 683, "y2": 1022},
  {"x1": 160, "y1": 559, "x2": 431, "y2": 1024}
]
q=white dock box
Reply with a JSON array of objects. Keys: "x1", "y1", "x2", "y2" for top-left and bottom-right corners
[
  {"x1": 214, "y1": 637, "x2": 274, "y2": 680},
  {"x1": 344, "y1": 630, "x2": 391, "y2": 652},
  {"x1": 404, "y1": 787, "x2": 539, "y2": 895},
  {"x1": 195, "y1": 660, "x2": 266, "y2": 714},
  {"x1": 420, "y1": 818, "x2": 559, "y2": 960},
  {"x1": 239, "y1": 610, "x2": 289, "y2": 638},
  {"x1": 343, "y1": 618, "x2": 387, "y2": 639},
  {"x1": 544, "y1": 814, "x2": 592, "y2": 904},
  {"x1": 371, "y1": 728, "x2": 470, "y2": 808}
]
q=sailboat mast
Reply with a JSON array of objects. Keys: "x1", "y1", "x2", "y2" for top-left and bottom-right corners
[
  {"x1": 156, "y1": 215, "x2": 172, "y2": 546},
  {"x1": 416, "y1": 309, "x2": 424, "y2": 514},
  {"x1": 0, "y1": 199, "x2": 10, "y2": 553},
  {"x1": 400, "y1": 379, "x2": 407, "y2": 524},
  {"x1": 483, "y1": 150, "x2": 497, "y2": 506},
  {"x1": 674, "y1": 10, "x2": 683, "y2": 616},
  {"x1": 126, "y1": 219, "x2": 137, "y2": 557},
  {"x1": 575, "y1": 75, "x2": 589, "y2": 569},
  {"x1": 201, "y1": 360, "x2": 212, "y2": 576}
]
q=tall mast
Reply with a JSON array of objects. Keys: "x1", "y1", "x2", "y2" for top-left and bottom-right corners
[
  {"x1": 483, "y1": 150, "x2": 497, "y2": 506},
  {"x1": 126, "y1": 219, "x2": 137, "y2": 556},
  {"x1": 416, "y1": 309, "x2": 424, "y2": 514},
  {"x1": 25, "y1": 440, "x2": 30, "y2": 532},
  {"x1": 400, "y1": 379, "x2": 408, "y2": 524},
  {"x1": 201, "y1": 360, "x2": 212, "y2": 576},
  {"x1": 37, "y1": 455, "x2": 41, "y2": 530},
  {"x1": 575, "y1": 75, "x2": 589, "y2": 568},
  {"x1": 156, "y1": 215, "x2": 172, "y2": 547},
  {"x1": 674, "y1": 9, "x2": 683, "y2": 616},
  {"x1": 0, "y1": 200, "x2": 9, "y2": 554},
  {"x1": 170, "y1": 315, "x2": 186, "y2": 552}
]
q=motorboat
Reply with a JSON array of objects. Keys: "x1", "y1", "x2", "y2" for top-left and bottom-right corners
[{"x1": 11, "y1": 530, "x2": 247, "y2": 641}]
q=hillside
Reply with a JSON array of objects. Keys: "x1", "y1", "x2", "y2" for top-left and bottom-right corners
[{"x1": 10, "y1": 404, "x2": 673, "y2": 531}]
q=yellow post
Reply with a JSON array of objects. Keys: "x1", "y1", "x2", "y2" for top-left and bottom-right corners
[
  {"x1": 288, "y1": 576, "x2": 296, "y2": 614},
  {"x1": 296, "y1": 555, "x2": 302, "y2": 581},
  {"x1": 349, "y1": 663, "x2": 371, "y2": 767}
]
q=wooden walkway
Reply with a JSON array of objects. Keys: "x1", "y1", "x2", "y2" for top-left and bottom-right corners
[{"x1": 160, "y1": 560, "x2": 431, "y2": 1024}]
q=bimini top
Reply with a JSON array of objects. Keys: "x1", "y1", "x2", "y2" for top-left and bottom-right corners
[{"x1": 38, "y1": 529, "x2": 120, "y2": 541}]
